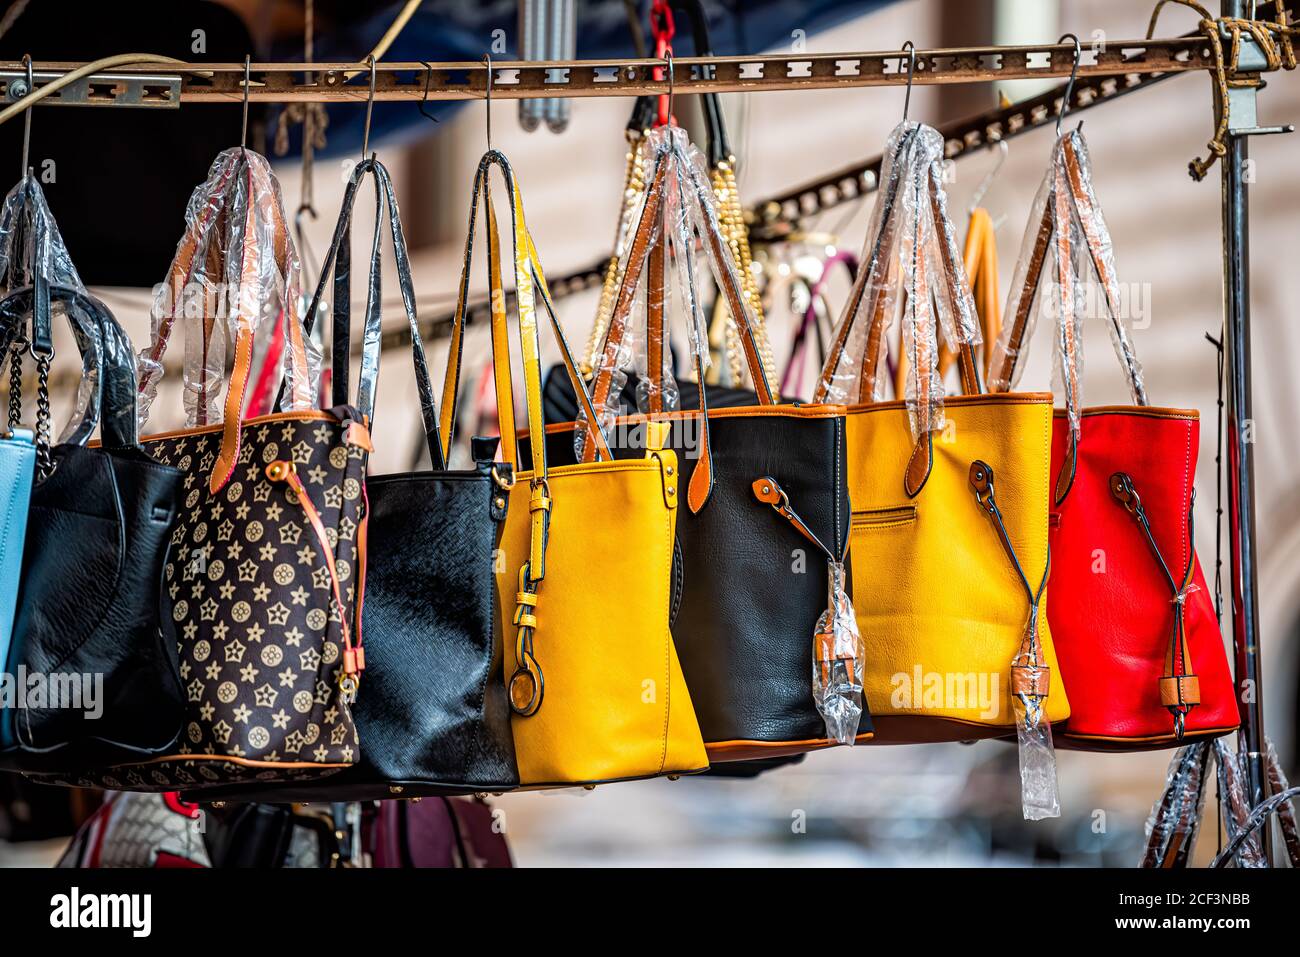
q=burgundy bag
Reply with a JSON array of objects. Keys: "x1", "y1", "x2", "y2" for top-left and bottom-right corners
[{"x1": 370, "y1": 798, "x2": 512, "y2": 868}]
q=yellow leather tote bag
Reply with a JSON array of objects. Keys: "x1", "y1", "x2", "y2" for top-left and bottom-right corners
[
  {"x1": 437, "y1": 151, "x2": 708, "y2": 788},
  {"x1": 816, "y1": 122, "x2": 1069, "y2": 746}
]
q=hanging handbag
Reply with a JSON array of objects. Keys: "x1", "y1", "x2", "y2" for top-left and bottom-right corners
[
  {"x1": 440, "y1": 150, "x2": 707, "y2": 787},
  {"x1": 0, "y1": 279, "x2": 186, "y2": 771},
  {"x1": 370, "y1": 797, "x2": 513, "y2": 868},
  {"x1": 537, "y1": 126, "x2": 869, "y2": 760},
  {"x1": 35, "y1": 148, "x2": 369, "y2": 791},
  {"x1": 817, "y1": 121, "x2": 1070, "y2": 756},
  {"x1": 0, "y1": 177, "x2": 72, "y2": 699},
  {"x1": 578, "y1": 0, "x2": 776, "y2": 393},
  {"x1": 180, "y1": 157, "x2": 519, "y2": 804},
  {"x1": 0, "y1": 418, "x2": 33, "y2": 681},
  {"x1": 987, "y1": 128, "x2": 1237, "y2": 750}
]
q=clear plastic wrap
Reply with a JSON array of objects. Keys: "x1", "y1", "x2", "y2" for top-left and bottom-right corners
[
  {"x1": 0, "y1": 175, "x2": 96, "y2": 442},
  {"x1": 577, "y1": 125, "x2": 756, "y2": 456},
  {"x1": 819, "y1": 122, "x2": 910, "y2": 406},
  {"x1": 819, "y1": 122, "x2": 978, "y2": 441},
  {"x1": 1140, "y1": 741, "x2": 1212, "y2": 868},
  {"x1": 1214, "y1": 734, "x2": 1268, "y2": 868},
  {"x1": 812, "y1": 561, "x2": 864, "y2": 745},
  {"x1": 1011, "y1": 639, "x2": 1060, "y2": 821},
  {"x1": 1266, "y1": 736, "x2": 1300, "y2": 866},
  {"x1": 989, "y1": 129, "x2": 1147, "y2": 436},
  {"x1": 136, "y1": 148, "x2": 320, "y2": 429},
  {"x1": 988, "y1": 163, "x2": 1052, "y2": 396}
]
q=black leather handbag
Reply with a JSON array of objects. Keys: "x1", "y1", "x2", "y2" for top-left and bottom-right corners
[
  {"x1": 183, "y1": 157, "x2": 517, "y2": 804},
  {"x1": 530, "y1": 133, "x2": 869, "y2": 761},
  {"x1": 0, "y1": 279, "x2": 185, "y2": 771}
]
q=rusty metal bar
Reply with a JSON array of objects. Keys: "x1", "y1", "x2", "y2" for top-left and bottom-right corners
[{"x1": 0, "y1": 38, "x2": 1217, "y2": 105}]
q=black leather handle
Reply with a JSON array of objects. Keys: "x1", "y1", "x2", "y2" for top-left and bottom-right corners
[
  {"x1": 0, "y1": 283, "x2": 139, "y2": 450},
  {"x1": 298, "y1": 156, "x2": 443, "y2": 469},
  {"x1": 674, "y1": 0, "x2": 730, "y2": 166}
]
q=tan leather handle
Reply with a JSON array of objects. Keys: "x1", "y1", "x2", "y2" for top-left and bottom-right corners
[
  {"x1": 437, "y1": 151, "x2": 611, "y2": 480},
  {"x1": 581, "y1": 135, "x2": 775, "y2": 464},
  {"x1": 138, "y1": 150, "x2": 312, "y2": 421},
  {"x1": 815, "y1": 125, "x2": 980, "y2": 497},
  {"x1": 815, "y1": 126, "x2": 980, "y2": 408},
  {"x1": 989, "y1": 131, "x2": 1147, "y2": 405}
]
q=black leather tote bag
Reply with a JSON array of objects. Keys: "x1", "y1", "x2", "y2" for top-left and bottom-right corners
[
  {"x1": 523, "y1": 135, "x2": 870, "y2": 761},
  {"x1": 0, "y1": 280, "x2": 185, "y2": 771},
  {"x1": 183, "y1": 157, "x2": 517, "y2": 804}
]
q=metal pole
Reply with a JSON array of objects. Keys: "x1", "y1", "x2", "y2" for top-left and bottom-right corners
[{"x1": 1220, "y1": 0, "x2": 1270, "y2": 855}]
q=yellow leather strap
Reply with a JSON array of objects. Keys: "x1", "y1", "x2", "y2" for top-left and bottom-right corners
[{"x1": 438, "y1": 153, "x2": 610, "y2": 472}]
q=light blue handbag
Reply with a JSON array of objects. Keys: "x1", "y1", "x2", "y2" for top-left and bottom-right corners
[{"x1": 0, "y1": 424, "x2": 35, "y2": 672}]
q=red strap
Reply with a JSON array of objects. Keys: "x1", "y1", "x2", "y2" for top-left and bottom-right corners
[
  {"x1": 266, "y1": 459, "x2": 363, "y2": 690},
  {"x1": 651, "y1": 0, "x2": 676, "y2": 126}
]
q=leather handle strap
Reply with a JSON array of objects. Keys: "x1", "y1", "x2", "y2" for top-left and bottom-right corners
[
  {"x1": 437, "y1": 150, "x2": 611, "y2": 490},
  {"x1": 137, "y1": 150, "x2": 313, "y2": 493},
  {"x1": 866, "y1": 165, "x2": 982, "y2": 405},
  {"x1": 814, "y1": 125, "x2": 981, "y2": 408},
  {"x1": 0, "y1": 284, "x2": 141, "y2": 450},
  {"x1": 139, "y1": 150, "x2": 314, "y2": 421},
  {"x1": 297, "y1": 156, "x2": 439, "y2": 465},
  {"x1": 580, "y1": 134, "x2": 774, "y2": 482},
  {"x1": 591, "y1": 138, "x2": 775, "y2": 421},
  {"x1": 989, "y1": 130, "x2": 1148, "y2": 403}
]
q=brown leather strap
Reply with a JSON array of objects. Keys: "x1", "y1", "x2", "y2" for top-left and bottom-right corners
[
  {"x1": 818, "y1": 141, "x2": 981, "y2": 408},
  {"x1": 140, "y1": 151, "x2": 312, "y2": 418},
  {"x1": 581, "y1": 133, "x2": 775, "y2": 467},
  {"x1": 645, "y1": 231, "x2": 667, "y2": 414},
  {"x1": 817, "y1": 126, "x2": 979, "y2": 496},
  {"x1": 989, "y1": 131, "x2": 1147, "y2": 410},
  {"x1": 484, "y1": 185, "x2": 517, "y2": 468}
]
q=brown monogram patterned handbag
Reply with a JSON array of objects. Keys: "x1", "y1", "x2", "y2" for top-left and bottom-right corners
[{"x1": 31, "y1": 149, "x2": 373, "y2": 792}]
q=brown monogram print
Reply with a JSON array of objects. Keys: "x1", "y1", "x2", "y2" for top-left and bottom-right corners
[{"x1": 28, "y1": 411, "x2": 370, "y2": 792}]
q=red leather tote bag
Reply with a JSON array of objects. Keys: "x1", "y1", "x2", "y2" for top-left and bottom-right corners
[{"x1": 988, "y1": 128, "x2": 1237, "y2": 750}]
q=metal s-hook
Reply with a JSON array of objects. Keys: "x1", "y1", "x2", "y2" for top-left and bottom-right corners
[
  {"x1": 18, "y1": 54, "x2": 33, "y2": 178},
  {"x1": 360, "y1": 54, "x2": 377, "y2": 160},
  {"x1": 900, "y1": 41, "x2": 917, "y2": 123},
  {"x1": 240, "y1": 55, "x2": 251, "y2": 151},
  {"x1": 663, "y1": 52, "x2": 675, "y2": 125},
  {"x1": 418, "y1": 61, "x2": 439, "y2": 124},
  {"x1": 1056, "y1": 33, "x2": 1082, "y2": 136},
  {"x1": 482, "y1": 53, "x2": 493, "y2": 150}
]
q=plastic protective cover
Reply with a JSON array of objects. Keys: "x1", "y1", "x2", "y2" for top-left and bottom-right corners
[
  {"x1": 1012, "y1": 648, "x2": 1059, "y2": 821},
  {"x1": 0, "y1": 175, "x2": 96, "y2": 442},
  {"x1": 1214, "y1": 734, "x2": 1268, "y2": 868},
  {"x1": 136, "y1": 148, "x2": 320, "y2": 429},
  {"x1": 820, "y1": 121, "x2": 979, "y2": 441},
  {"x1": 989, "y1": 128, "x2": 1146, "y2": 436},
  {"x1": 812, "y1": 561, "x2": 864, "y2": 745},
  {"x1": 1141, "y1": 741, "x2": 1212, "y2": 868},
  {"x1": 577, "y1": 126, "x2": 755, "y2": 458}
]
